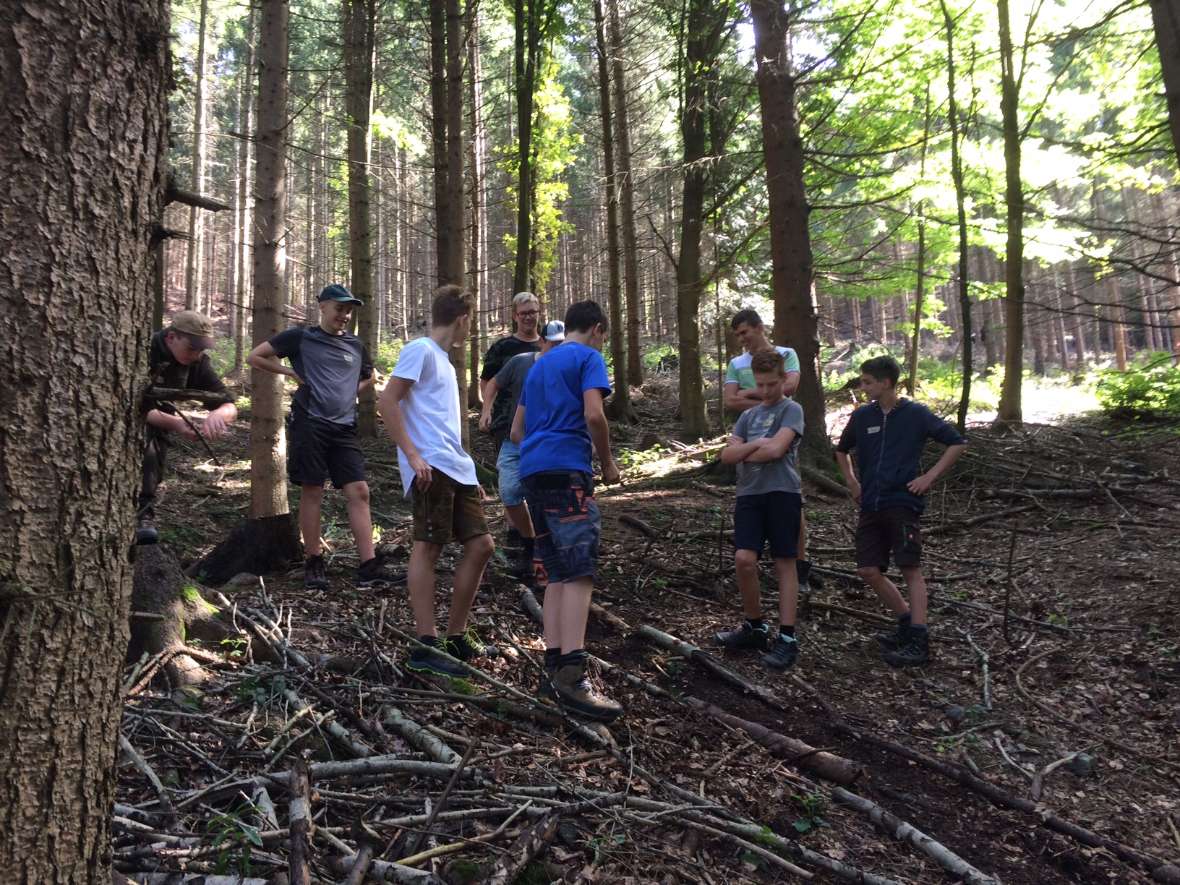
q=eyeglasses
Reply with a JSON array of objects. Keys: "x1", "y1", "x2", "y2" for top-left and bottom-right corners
[{"x1": 517, "y1": 309, "x2": 539, "y2": 317}]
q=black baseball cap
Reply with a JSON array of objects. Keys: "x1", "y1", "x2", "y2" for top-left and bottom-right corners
[{"x1": 318, "y1": 283, "x2": 363, "y2": 306}]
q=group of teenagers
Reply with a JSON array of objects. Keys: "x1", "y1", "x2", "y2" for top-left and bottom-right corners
[{"x1": 140, "y1": 284, "x2": 967, "y2": 724}]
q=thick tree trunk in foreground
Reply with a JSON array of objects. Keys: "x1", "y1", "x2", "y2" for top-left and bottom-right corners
[
  {"x1": 0, "y1": 0, "x2": 169, "y2": 877},
  {"x1": 749, "y1": 0, "x2": 830, "y2": 464},
  {"x1": 251, "y1": 0, "x2": 293, "y2": 520},
  {"x1": 1151, "y1": 0, "x2": 1180, "y2": 171},
  {"x1": 607, "y1": 0, "x2": 643, "y2": 388},
  {"x1": 594, "y1": 0, "x2": 633, "y2": 423},
  {"x1": 995, "y1": 0, "x2": 1025, "y2": 426},
  {"x1": 343, "y1": 0, "x2": 378, "y2": 437}
]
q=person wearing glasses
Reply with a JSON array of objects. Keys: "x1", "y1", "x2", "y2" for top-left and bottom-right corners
[{"x1": 137, "y1": 310, "x2": 238, "y2": 544}]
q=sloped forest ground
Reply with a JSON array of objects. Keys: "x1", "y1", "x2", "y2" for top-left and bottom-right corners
[{"x1": 114, "y1": 376, "x2": 1180, "y2": 885}]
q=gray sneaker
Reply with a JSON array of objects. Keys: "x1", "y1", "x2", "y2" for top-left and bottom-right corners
[{"x1": 714, "y1": 621, "x2": 770, "y2": 651}]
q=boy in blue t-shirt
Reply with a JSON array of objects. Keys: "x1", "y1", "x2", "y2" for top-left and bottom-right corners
[
  {"x1": 835, "y1": 355, "x2": 967, "y2": 667},
  {"x1": 715, "y1": 350, "x2": 806, "y2": 671},
  {"x1": 510, "y1": 300, "x2": 622, "y2": 722}
]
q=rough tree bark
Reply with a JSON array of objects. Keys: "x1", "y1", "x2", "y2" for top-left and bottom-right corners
[
  {"x1": 185, "y1": 0, "x2": 210, "y2": 312},
  {"x1": 1151, "y1": 0, "x2": 1180, "y2": 170},
  {"x1": 0, "y1": 0, "x2": 168, "y2": 877},
  {"x1": 749, "y1": 0, "x2": 831, "y2": 464},
  {"x1": 606, "y1": 0, "x2": 643, "y2": 388},
  {"x1": 594, "y1": 0, "x2": 634, "y2": 423},
  {"x1": 467, "y1": 18, "x2": 486, "y2": 407},
  {"x1": 343, "y1": 0, "x2": 378, "y2": 437},
  {"x1": 995, "y1": 0, "x2": 1026, "y2": 426}
]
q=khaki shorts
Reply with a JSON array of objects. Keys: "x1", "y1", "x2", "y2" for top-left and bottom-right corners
[{"x1": 411, "y1": 470, "x2": 489, "y2": 545}]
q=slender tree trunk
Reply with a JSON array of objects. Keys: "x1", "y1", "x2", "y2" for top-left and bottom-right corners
[
  {"x1": 512, "y1": 0, "x2": 538, "y2": 293},
  {"x1": 1151, "y1": 0, "x2": 1180, "y2": 170},
  {"x1": 344, "y1": 0, "x2": 378, "y2": 436},
  {"x1": 232, "y1": 6, "x2": 256, "y2": 374},
  {"x1": 185, "y1": 0, "x2": 210, "y2": 312},
  {"x1": 0, "y1": 0, "x2": 168, "y2": 877},
  {"x1": 606, "y1": 0, "x2": 643, "y2": 387},
  {"x1": 467, "y1": 19, "x2": 486, "y2": 407},
  {"x1": 251, "y1": 0, "x2": 292, "y2": 519},
  {"x1": 995, "y1": 0, "x2": 1025, "y2": 424},
  {"x1": 749, "y1": 0, "x2": 829, "y2": 462},
  {"x1": 594, "y1": 0, "x2": 633, "y2": 422}
]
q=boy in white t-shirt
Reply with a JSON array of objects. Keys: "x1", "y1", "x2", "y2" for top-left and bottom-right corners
[{"x1": 379, "y1": 286, "x2": 495, "y2": 677}]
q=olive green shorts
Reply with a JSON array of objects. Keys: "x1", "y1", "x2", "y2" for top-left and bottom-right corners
[{"x1": 411, "y1": 470, "x2": 489, "y2": 545}]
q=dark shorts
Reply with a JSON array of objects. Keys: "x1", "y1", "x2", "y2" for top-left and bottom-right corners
[
  {"x1": 524, "y1": 471, "x2": 599, "y2": 584},
  {"x1": 856, "y1": 507, "x2": 922, "y2": 569},
  {"x1": 411, "y1": 470, "x2": 490, "y2": 545},
  {"x1": 734, "y1": 491, "x2": 803, "y2": 559},
  {"x1": 288, "y1": 407, "x2": 367, "y2": 488}
]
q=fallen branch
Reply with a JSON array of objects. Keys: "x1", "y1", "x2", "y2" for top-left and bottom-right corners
[
  {"x1": 481, "y1": 814, "x2": 559, "y2": 885},
  {"x1": 382, "y1": 705, "x2": 461, "y2": 765},
  {"x1": 832, "y1": 787, "x2": 1000, "y2": 884},
  {"x1": 288, "y1": 757, "x2": 313, "y2": 885},
  {"x1": 638, "y1": 624, "x2": 782, "y2": 709},
  {"x1": 118, "y1": 734, "x2": 175, "y2": 820}
]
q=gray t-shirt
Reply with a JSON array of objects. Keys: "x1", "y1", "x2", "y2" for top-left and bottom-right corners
[
  {"x1": 494, "y1": 351, "x2": 540, "y2": 430},
  {"x1": 731, "y1": 398, "x2": 805, "y2": 496},
  {"x1": 270, "y1": 326, "x2": 373, "y2": 425}
]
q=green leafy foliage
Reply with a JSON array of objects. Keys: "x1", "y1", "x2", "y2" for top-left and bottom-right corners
[{"x1": 1096, "y1": 360, "x2": 1180, "y2": 418}]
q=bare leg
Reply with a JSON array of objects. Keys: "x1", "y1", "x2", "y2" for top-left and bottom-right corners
[
  {"x1": 342, "y1": 481, "x2": 376, "y2": 562},
  {"x1": 446, "y1": 533, "x2": 495, "y2": 635},
  {"x1": 559, "y1": 577, "x2": 594, "y2": 653},
  {"x1": 899, "y1": 566, "x2": 927, "y2": 625},
  {"x1": 734, "y1": 549, "x2": 763, "y2": 620},
  {"x1": 504, "y1": 503, "x2": 535, "y2": 538},
  {"x1": 857, "y1": 566, "x2": 910, "y2": 617},
  {"x1": 773, "y1": 557, "x2": 799, "y2": 627},
  {"x1": 542, "y1": 581, "x2": 564, "y2": 649},
  {"x1": 299, "y1": 485, "x2": 325, "y2": 556},
  {"x1": 408, "y1": 540, "x2": 442, "y2": 637}
]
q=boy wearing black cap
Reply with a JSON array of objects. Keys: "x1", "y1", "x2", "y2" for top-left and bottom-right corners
[
  {"x1": 138, "y1": 310, "x2": 238, "y2": 544},
  {"x1": 248, "y1": 284, "x2": 394, "y2": 589}
]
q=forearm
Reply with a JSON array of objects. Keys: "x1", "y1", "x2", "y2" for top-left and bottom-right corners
[
  {"x1": 586, "y1": 413, "x2": 614, "y2": 469},
  {"x1": 145, "y1": 409, "x2": 179, "y2": 432},
  {"x1": 924, "y1": 444, "x2": 966, "y2": 483},
  {"x1": 835, "y1": 451, "x2": 857, "y2": 484},
  {"x1": 249, "y1": 354, "x2": 293, "y2": 377},
  {"x1": 720, "y1": 441, "x2": 760, "y2": 464}
]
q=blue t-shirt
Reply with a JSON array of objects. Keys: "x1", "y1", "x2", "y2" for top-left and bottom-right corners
[{"x1": 518, "y1": 342, "x2": 611, "y2": 478}]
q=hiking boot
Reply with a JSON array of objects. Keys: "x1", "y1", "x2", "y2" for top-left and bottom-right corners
[
  {"x1": 883, "y1": 628, "x2": 930, "y2": 668},
  {"x1": 446, "y1": 629, "x2": 497, "y2": 662},
  {"x1": 762, "y1": 633, "x2": 799, "y2": 671},
  {"x1": 304, "y1": 554, "x2": 329, "y2": 590},
  {"x1": 407, "y1": 638, "x2": 468, "y2": 678},
  {"x1": 356, "y1": 555, "x2": 406, "y2": 588},
  {"x1": 553, "y1": 660, "x2": 623, "y2": 723},
  {"x1": 876, "y1": 616, "x2": 912, "y2": 651},
  {"x1": 135, "y1": 516, "x2": 159, "y2": 546},
  {"x1": 714, "y1": 620, "x2": 770, "y2": 651},
  {"x1": 538, "y1": 662, "x2": 558, "y2": 701}
]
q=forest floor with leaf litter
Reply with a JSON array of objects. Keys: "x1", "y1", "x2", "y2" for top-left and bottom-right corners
[{"x1": 115, "y1": 377, "x2": 1180, "y2": 884}]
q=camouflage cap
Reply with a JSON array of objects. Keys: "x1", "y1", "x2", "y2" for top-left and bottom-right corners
[{"x1": 170, "y1": 310, "x2": 215, "y2": 350}]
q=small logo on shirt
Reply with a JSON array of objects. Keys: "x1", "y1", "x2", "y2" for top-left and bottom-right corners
[
  {"x1": 342, "y1": 353, "x2": 354, "y2": 364},
  {"x1": 867, "y1": 425, "x2": 881, "y2": 434}
]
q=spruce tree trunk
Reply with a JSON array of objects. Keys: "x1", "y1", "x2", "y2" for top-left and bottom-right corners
[
  {"x1": 0, "y1": 0, "x2": 168, "y2": 876},
  {"x1": 446, "y1": 0, "x2": 467, "y2": 445},
  {"x1": 749, "y1": 0, "x2": 829, "y2": 463},
  {"x1": 186, "y1": 0, "x2": 210, "y2": 312},
  {"x1": 467, "y1": 21, "x2": 486, "y2": 407},
  {"x1": 511, "y1": 0, "x2": 537, "y2": 293},
  {"x1": 343, "y1": 0, "x2": 378, "y2": 437},
  {"x1": 1151, "y1": 0, "x2": 1180, "y2": 170},
  {"x1": 995, "y1": 0, "x2": 1025, "y2": 425},
  {"x1": 606, "y1": 0, "x2": 643, "y2": 388},
  {"x1": 594, "y1": 0, "x2": 633, "y2": 422},
  {"x1": 252, "y1": 0, "x2": 292, "y2": 520}
]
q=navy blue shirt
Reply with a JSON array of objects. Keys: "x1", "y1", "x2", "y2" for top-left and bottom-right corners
[
  {"x1": 518, "y1": 342, "x2": 611, "y2": 479},
  {"x1": 836, "y1": 399, "x2": 966, "y2": 513}
]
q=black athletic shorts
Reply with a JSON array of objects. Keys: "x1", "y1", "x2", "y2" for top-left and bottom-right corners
[
  {"x1": 855, "y1": 507, "x2": 922, "y2": 570},
  {"x1": 287, "y1": 406, "x2": 367, "y2": 488},
  {"x1": 733, "y1": 491, "x2": 802, "y2": 559}
]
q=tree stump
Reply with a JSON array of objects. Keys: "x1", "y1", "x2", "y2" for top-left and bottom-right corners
[
  {"x1": 130, "y1": 544, "x2": 233, "y2": 691},
  {"x1": 190, "y1": 513, "x2": 302, "y2": 585}
]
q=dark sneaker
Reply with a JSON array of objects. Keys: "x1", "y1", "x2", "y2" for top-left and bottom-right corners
[
  {"x1": 304, "y1": 554, "x2": 328, "y2": 590},
  {"x1": 407, "y1": 638, "x2": 468, "y2": 678},
  {"x1": 876, "y1": 617, "x2": 912, "y2": 651},
  {"x1": 762, "y1": 633, "x2": 799, "y2": 671},
  {"x1": 884, "y1": 629, "x2": 930, "y2": 668},
  {"x1": 135, "y1": 516, "x2": 159, "y2": 546},
  {"x1": 553, "y1": 660, "x2": 623, "y2": 723},
  {"x1": 446, "y1": 629, "x2": 497, "y2": 662},
  {"x1": 356, "y1": 555, "x2": 406, "y2": 588},
  {"x1": 714, "y1": 621, "x2": 770, "y2": 651}
]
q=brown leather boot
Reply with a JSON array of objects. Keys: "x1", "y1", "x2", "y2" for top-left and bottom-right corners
[{"x1": 553, "y1": 659, "x2": 622, "y2": 723}]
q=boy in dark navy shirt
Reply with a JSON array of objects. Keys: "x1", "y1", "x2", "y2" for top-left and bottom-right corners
[{"x1": 835, "y1": 355, "x2": 966, "y2": 667}]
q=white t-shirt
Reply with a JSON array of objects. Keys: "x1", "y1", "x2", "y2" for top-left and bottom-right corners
[{"x1": 391, "y1": 336, "x2": 478, "y2": 498}]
